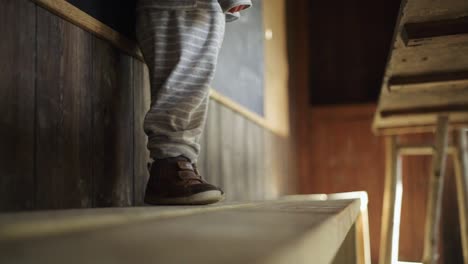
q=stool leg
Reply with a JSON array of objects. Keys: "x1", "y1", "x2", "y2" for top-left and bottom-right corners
[
  {"x1": 454, "y1": 129, "x2": 468, "y2": 263},
  {"x1": 423, "y1": 116, "x2": 450, "y2": 264},
  {"x1": 379, "y1": 136, "x2": 402, "y2": 264}
]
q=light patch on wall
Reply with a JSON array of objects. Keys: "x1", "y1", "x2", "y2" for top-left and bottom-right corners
[{"x1": 265, "y1": 29, "x2": 273, "y2": 40}]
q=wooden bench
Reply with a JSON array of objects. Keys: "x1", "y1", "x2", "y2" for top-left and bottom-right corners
[
  {"x1": 373, "y1": 0, "x2": 468, "y2": 263},
  {"x1": 0, "y1": 193, "x2": 370, "y2": 264}
]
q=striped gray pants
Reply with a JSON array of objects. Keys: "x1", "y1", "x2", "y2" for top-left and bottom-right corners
[{"x1": 136, "y1": 1, "x2": 226, "y2": 163}]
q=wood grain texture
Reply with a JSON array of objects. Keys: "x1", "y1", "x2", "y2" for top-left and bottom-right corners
[
  {"x1": 30, "y1": 0, "x2": 289, "y2": 137},
  {"x1": 388, "y1": 71, "x2": 468, "y2": 93},
  {"x1": 245, "y1": 122, "x2": 263, "y2": 200},
  {"x1": 197, "y1": 118, "x2": 208, "y2": 178},
  {"x1": 0, "y1": 0, "x2": 36, "y2": 211},
  {"x1": 232, "y1": 112, "x2": 247, "y2": 201},
  {"x1": 31, "y1": 0, "x2": 142, "y2": 61},
  {"x1": 132, "y1": 60, "x2": 150, "y2": 206},
  {"x1": 423, "y1": 116, "x2": 450, "y2": 264},
  {"x1": 402, "y1": 16, "x2": 468, "y2": 47},
  {"x1": 374, "y1": 0, "x2": 468, "y2": 130},
  {"x1": 202, "y1": 100, "x2": 222, "y2": 188},
  {"x1": 91, "y1": 36, "x2": 134, "y2": 207},
  {"x1": 198, "y1": 100, "x2": 290, "y2": 202},
  {"x1": 35, "y1": 7, "x2": 94, "y2": 209},
  {"x1": 1, "y1": 2, "x2": 291, "y2": 211},
  {"x1": 454, "y1": 130, "x2": 468, "y2": 263},
  {"x1": 265, "y1": 129, "x2": 290, "y2": 199},
  {"x1": 219, "y1": 106, "x2": 236, "y2": 201}
]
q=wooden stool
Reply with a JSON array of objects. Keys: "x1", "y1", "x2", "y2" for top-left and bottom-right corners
[
  {"x1": 378, "y1": 116, "x2": 468, "y2": 264},
  {"x1": 370, "y1": 0, "x2": 468, "y2": 261}
]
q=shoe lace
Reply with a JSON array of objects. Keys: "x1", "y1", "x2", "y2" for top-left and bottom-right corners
[{"x1": 178, "y1": 167, "x2": 205, "y2": 186}]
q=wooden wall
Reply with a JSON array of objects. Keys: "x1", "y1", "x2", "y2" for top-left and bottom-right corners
[{"x1": 0, "y1": 0, "x2": 292, "y2": 212}]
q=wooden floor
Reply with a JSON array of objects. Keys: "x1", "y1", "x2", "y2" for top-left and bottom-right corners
[{"x1": 0, "y1": 198, "x2": 360, "y2": 264}]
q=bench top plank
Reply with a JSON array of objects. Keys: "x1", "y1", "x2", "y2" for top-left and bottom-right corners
[{"x1": 0, "y1": 199, "x2": 360, "y2": 264}]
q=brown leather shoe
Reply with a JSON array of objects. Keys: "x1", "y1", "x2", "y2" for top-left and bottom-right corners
[{"x1": 144, "y1": 156, "x2": 224, "y2": 205}]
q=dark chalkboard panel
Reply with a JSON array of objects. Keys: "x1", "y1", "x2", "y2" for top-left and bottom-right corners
[{"x1": 212, "y1": 0, "x2": 265, "y2": 116}]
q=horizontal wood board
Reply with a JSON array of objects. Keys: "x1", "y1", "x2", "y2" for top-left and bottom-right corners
[{"x1": 0, "y1": 199, "x2": 360, "y2": 264}]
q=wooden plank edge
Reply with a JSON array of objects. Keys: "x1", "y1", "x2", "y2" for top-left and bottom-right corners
[
  {"x1": 264, "y1": 199, "x2": 362, "y2": 264},
  {"x1": 401, "y1": 16, "x2": 468, "y2": 47},
  {"x1": 284, "y1": 192, "x2": 371, "y2": 264},
  {"x1": 381, "y1": 105, "x2": 468, "y2": 118},
  {"x1": 374, "y1": 122, "x2": 468, "y2": 136},
  {"x1": 388, "y1": 71, "x2": 468, "y2": 92},
  {"x1": 31, "y1": 0, "x2": 144, "y2": 61},
  {"x1": 0, "y1": 202, "x2": 264, "y2": 241}
]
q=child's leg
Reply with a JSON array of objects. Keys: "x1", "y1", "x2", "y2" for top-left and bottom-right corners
[{"x1": 136, "y1": 5, "x2": 225, "y2": 163}]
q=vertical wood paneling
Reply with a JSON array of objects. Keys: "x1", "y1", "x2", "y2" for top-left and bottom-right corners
[
  {"x1": 199, "y1": 100, "x2": 289, "y2": 202},
  {"x1": 264, "y1": 130, "x2": 278, "y2": 199},
  {"x1": 245, "y1": 122, "x2": 258, "y2": 200},
  {"x1": 231, "y1": 111, "x2": 247, "y2": 201},
  {"x1": 91, "y1": 37, "x2": 133, "y2": 207},
  {"x1": 0, "y1": 0, "x2": 36, "y2": 211},
  {"x1": 265, "y1": 130, "x2": 290, "y2": 198},
  {"x1": 0, "y1": 4, "x2": 291, "y2": 211},
  {"x1": 204, "y1": 100, "x2": 222, "y2": 188},
  {"x1": 219, "y1": 106, "x2": 235, "y2": 201},
  {"x1": 197, "y1": 129, "x2": 208, "y2": 178},
  {"x1": 133, "y1": 61, "x2": 150, "y2": 206},
  {"x1": 252, "y1": 123, "x2": 266, "y2": 200},
  {"x1": 35, "y1": 8, "x2": 94, "y2": 209},
  {"x1": 197, "y1": 112, "x2": 209, "y2": 179}
]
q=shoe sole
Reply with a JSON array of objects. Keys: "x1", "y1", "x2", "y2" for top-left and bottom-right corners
[{"x1": 144, "y1": 190, "x2": 225, "y2": 205}]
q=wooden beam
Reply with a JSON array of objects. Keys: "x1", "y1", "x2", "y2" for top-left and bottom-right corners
[
  {"x1": 388, "y1": 71, "x2": 468, "y2": 93},
  {"x1": 401, "y1": 16, "x2": 468, "y2": 47},
  {"x1": 381, "y1": 104, "x2": 468, "y2": 118},
  {"x1": 397, "y1": 144, "x2": 457, "y2": 156}
]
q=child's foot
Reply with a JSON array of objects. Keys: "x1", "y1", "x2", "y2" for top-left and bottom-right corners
[{"x1": 144, "y1": 156, "x2": 224, "y2": 205}]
